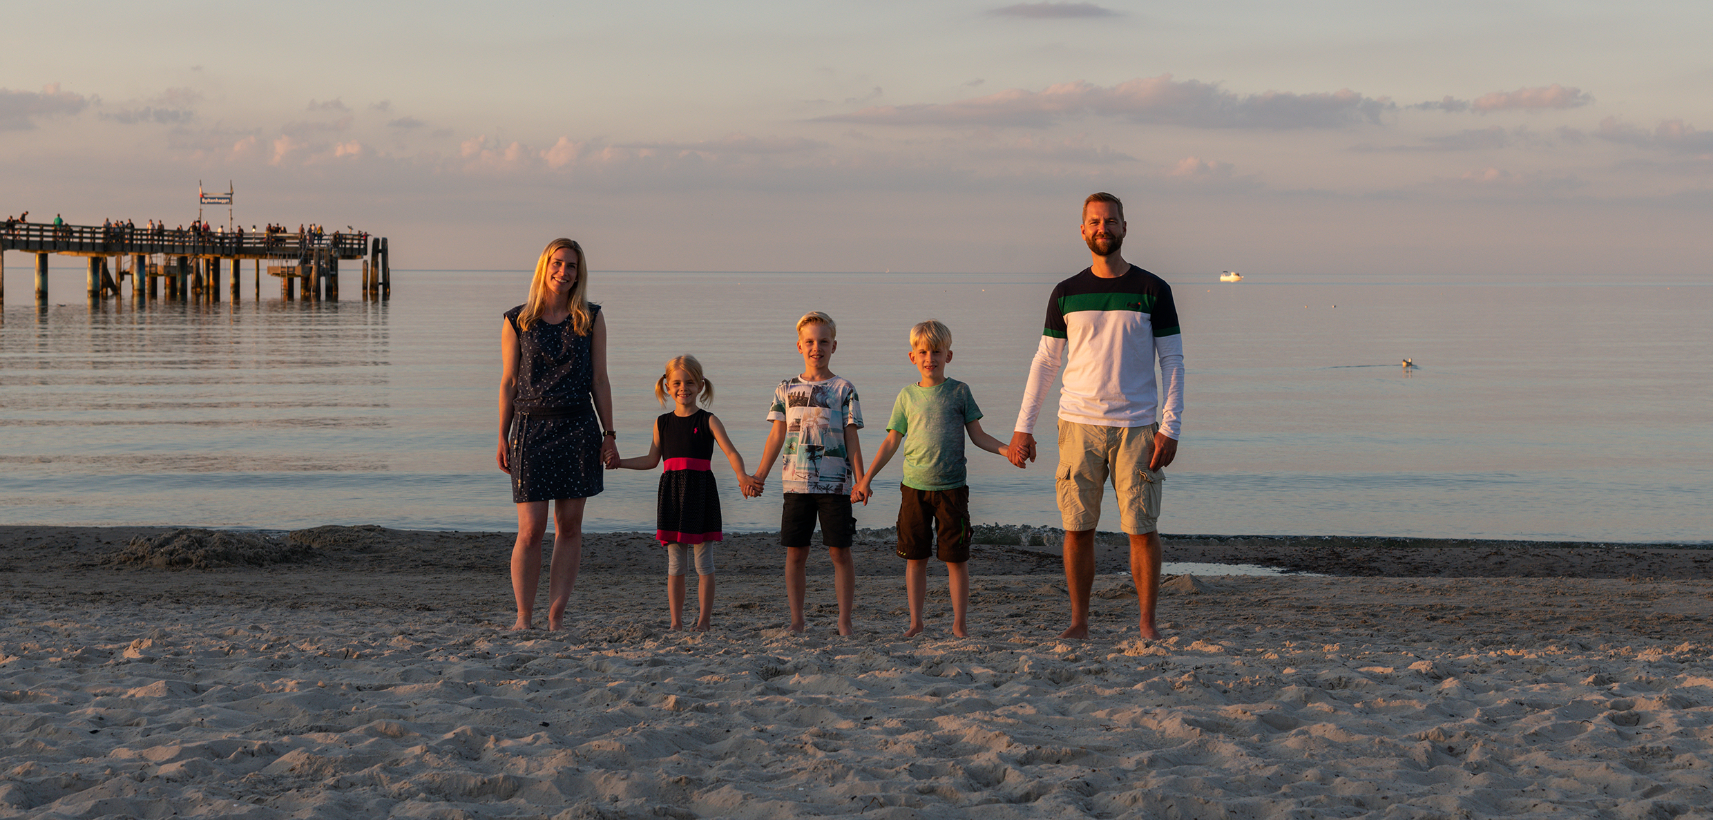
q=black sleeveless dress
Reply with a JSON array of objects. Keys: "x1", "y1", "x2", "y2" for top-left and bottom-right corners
[
  {"x1": 505, "y1": 303, "x2": 604, "y2": 502},
  {"x1": 656, "y1": 409, "x2": 722, "y2": 543}
]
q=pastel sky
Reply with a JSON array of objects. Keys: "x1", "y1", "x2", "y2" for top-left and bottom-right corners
[{"x1": 5, "y1": 1, "x2": 1711, "y2": 276}]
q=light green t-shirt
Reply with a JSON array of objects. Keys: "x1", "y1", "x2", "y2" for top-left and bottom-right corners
[{"x1": 887, "y1": 378, "x2": 983, "y2": 491}]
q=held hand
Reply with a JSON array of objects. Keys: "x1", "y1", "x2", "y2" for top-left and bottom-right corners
[
  {"x1": 496, "y1": 439, "x2": 511, "y2": 474},
  {"x1": 1148, "y1": 432, "x2": 1178, "y2": 471},
  {"x1": 750, "y1": 472, "x2": 767, "y2": 497},
  {"x1": 1005, "y1": 432, "x2": 1037, "y2": 468},
  {"x1": 600, "y1": 437, "x2": 620, "y2": 469},
  {"x1": 851, "y1": 483, "x2": 872, "y2": 505}
]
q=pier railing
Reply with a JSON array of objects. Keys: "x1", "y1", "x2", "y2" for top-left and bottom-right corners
[{"x1": 0, "y1": 220, "x2": 372, "y2": 260}]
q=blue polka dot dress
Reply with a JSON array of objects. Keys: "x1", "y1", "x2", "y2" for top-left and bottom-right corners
[{"x1": 505, "y1": 303, "x2": 604, "y2": 503}]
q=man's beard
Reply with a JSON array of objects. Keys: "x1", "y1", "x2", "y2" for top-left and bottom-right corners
[{"x1": 1085, "y1": 231, "x2": 1123, "y2": 257}]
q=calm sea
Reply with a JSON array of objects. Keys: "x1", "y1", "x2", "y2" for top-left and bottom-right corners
[{"x1": 2, "y1": 265, "x2": 1709, "y2": 544}]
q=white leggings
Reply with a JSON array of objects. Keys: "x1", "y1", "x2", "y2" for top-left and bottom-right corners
[{"x1": 666, "y1": 542, "x2": 715, "y2": 576}]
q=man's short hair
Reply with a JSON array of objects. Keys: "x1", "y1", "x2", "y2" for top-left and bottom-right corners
[
  {"x1": 909, "y1": 319, "x2": 952, "y2": 352},
  {"x1": 796, "y1": 311, "x2": 837, "y2": 339},
  {"x1": 1083, "y1": 192, "x2": 1124, "y2": 221}
]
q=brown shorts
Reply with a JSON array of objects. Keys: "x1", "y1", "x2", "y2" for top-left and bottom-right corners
[{"x1": 896, "y1": 485, "x2": 971, "y2": 563}]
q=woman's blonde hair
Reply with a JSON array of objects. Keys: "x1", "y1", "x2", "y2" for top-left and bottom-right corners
[
  {"x1": 518, "y1": 238, "x2": 592, "y2": 335},
  {"x1": 655, "y1": 355, "x2": 715, "y2": 407}
]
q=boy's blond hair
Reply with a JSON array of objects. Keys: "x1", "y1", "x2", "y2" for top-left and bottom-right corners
[
  {"x1": 796, "y1": 311, "x2": 836, "y2": 339},
  {"x1": 654, "y1": 354, "x2": 715, "y2": 407},
  {"x1": 909, "y1": 319, "x2": 952, "y2": 352}
]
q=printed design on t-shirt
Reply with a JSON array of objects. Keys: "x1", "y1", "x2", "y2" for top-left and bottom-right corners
[{"x1": 767, "y1": 376, "x2": 863, "y2": 494}]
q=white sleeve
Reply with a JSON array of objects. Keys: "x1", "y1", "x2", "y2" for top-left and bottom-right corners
[
  {"x1": 1013, "y1": 335, "x2": 1066, "y2": 434},
  {"x1": 1156, "y1": 333, "x2": 1184, "y2": 440}
]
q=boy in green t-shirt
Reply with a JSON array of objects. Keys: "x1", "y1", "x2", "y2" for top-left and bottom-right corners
[{"x1": 853, "y1": 320, "x2": 1010, "y2": 637}]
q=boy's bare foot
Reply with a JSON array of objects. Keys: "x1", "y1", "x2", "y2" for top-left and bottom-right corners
[
  {"x1": 1058, "y1": 624, "x2": 1089, "y2": 640},
  {"x1": 903, "y1": 622, "x2": 924, "y2": 638}
]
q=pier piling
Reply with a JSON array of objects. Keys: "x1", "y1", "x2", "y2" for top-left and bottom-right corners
[{"x1": 36, "y1": 253, "x2": 49, "y2": 302}]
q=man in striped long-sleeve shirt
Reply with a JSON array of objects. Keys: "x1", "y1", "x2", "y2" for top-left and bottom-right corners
[{"x1": 1007, "y1": 192, "x2": 1185, "y2": 640}]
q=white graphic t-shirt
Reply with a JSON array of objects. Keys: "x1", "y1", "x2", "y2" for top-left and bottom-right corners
[{"x1": 765, "y1": 375, "x2": 864, "y2": 494}]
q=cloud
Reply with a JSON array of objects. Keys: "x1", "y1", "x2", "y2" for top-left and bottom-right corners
[
  {"x1": 1461, "y1": 167, "x2": 1519, "y2": 183},
  {"x1": 543, "y1": 137, "x2": 583, "y2": 169},
  {"x1": 370, "y1": 100, "x2": 391, "y2": 112},
  {"x1": 101, "y1": 107, "x2": 195, "y2": 125},
  {"x1": 1410, "y1": 96, "x2": 1471, "y2": 113},
  {"x1": 1352, "y1": 126, "x2": 1511, "y2": 153},
  {"x1": 966, "y1": 135, "x2": 1137, "y2": 164},
  {"x1": 989, "y1": 2, "x2": 1117, "y2": 18},
  {"x1": 1167, "y1": 156, "x2": 1232, "y2": 178},
  {"x1": 1593, "y1": 117, "x2": 1713, "y2": 155},
  {"x1": 334, "y1": 141, "x2": 363, "y2": 158},
  {"x1": 0, "y1": 83, "x2": 89, "y2": 131},
  {"x1": 281, "y1": 117, "x2": 354, "y2": 136},
  {"x1": 818, "y1": 75, "x2": 1393, "y2": 130},
  {"x1": 388, "y1": 116, "x2": 426, "y2": 129},
  {"x1": 307, "y1": 98, "x2": 350, "y2": 112},
  {"x1": 625, "y1": 133, "x2": 826, "y2": 157},
  {"x1": 1471, "y1": 84, "x2": 1592, "y2": 113},
  {"x1": 1443, "y1": 166, "x2": 1584, "y2": 194},
  {"x1": 270, "y1": 135, "x2": 308, "y2": 165}
]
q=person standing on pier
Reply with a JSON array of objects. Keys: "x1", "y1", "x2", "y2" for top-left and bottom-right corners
[{"x1": 497, "y1": 238, "x2": 619, "y2": 631}]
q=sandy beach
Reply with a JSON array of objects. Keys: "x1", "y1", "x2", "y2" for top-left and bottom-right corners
[{"x1": 3, "y1": 525, "x2": 1711, "y2": 818}]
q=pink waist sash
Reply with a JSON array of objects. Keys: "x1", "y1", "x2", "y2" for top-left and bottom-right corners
[{"x1": 664, "y1": 457, "x2": 712, "y2": 472}]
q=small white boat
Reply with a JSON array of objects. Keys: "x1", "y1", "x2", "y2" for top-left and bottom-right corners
[{"x1": 1220, "y1": 270, "x2": 1243, "y2": 282}]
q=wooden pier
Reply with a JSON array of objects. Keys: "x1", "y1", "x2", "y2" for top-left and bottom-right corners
[{"x1": 0, "y1": 221, "x2": 390, "y2": 306}]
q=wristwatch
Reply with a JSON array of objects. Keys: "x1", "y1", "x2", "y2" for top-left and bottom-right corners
[{"x1": 603, "y1": 430, "x2": 617, "y2": 438}]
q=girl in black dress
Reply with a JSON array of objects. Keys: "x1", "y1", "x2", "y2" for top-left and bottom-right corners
[
  {"x1": 498, "y1": 238, "x2": 618, "y2": 631},
  {"x1": 615, "y1": 355, "x2": 760, "y2": 631}
]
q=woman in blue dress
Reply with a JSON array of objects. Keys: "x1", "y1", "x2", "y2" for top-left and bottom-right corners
[{"x1": 497, "y1": 238, "x2": 618, "y2": 630}]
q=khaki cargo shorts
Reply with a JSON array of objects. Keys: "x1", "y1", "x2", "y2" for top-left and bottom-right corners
[{"x1": 1055, "y1": 420, "x2": 1164, "y2": 535}]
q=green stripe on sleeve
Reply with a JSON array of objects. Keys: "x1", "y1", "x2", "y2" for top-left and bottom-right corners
[
  {"x1": 1153, "y1": 325, "x2": 1181, "y2": 337},
  {"x1": 1043, "y1": 327, "x2": 1067, "y2": 339}
]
